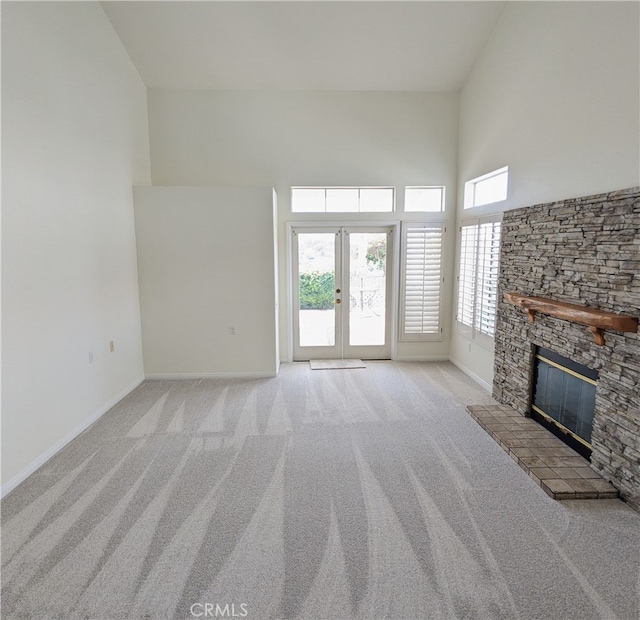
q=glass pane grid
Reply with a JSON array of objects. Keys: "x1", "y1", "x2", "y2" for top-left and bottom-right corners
[{"x1": 291, "y1": 187, "x2": 394, "y2": 213}]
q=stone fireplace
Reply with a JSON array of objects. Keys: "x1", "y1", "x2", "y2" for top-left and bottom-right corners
[{"x1": 493, "y1": 186, "x2": 640, "y2": 510}]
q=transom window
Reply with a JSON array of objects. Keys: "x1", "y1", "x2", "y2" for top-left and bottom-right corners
[
  {"x1": 464, "y1": 166, "x2": 508, "y2": 209},
  {"x1": 291, "y1": 187, "x2": 394, "y2": 213},
  {"x1": 404, "y1": 186, "x2": 445, "y2": 212}
]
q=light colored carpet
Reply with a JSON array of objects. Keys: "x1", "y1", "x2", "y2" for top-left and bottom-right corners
[
  {"x1": 309, "y1": 359, "x2": 366, "y2": 370},
  {"x1": 2, "y1": 361, "x2": 640, "y2": 620}
]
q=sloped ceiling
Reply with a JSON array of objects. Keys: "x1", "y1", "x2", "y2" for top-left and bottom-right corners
[{"x1": 101, "y1": 1, "x2": 506, "y2": 91}]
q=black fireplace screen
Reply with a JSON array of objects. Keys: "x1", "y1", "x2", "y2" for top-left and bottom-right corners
[{"x1": 530, "y1": 347, "x2": 598, "y2": 458}]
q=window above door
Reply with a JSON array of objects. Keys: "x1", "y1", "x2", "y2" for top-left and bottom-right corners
[
  {"x1": 291, "y1": 187, "x2": 395, "y2": 213},
  {"x1": 404, "y1": 186, "x2": 445, "y2": 212}
]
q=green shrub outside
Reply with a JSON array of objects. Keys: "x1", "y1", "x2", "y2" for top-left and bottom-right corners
[{"x1": 299, "y1": 271, "x2": 335, "y2": 309}]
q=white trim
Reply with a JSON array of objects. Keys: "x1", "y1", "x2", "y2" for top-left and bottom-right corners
[
  {"x1": 1, "y1": 375, "x2": 145, "y2": 499},
  {"x1": 286, "y1": 219, "x2": 398, "y2": 228},
  {"x1": 449, "y1": 358, "x2": 492, "y2": 392},
  {"x1": 145, "y1": 371, "x2": 277, "y2": 380},
  {"x1": 286, "y1": 222, "x2": 295, "y2": 363},
  {"x1": 389, "y1": 224, "x2": 401, "y2": 361}
]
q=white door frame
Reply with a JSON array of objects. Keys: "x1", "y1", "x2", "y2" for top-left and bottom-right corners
[{"x1": 287, "y1": 221, "x2": 398, "y2": 361}]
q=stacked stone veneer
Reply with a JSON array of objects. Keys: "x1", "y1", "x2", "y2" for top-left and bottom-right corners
[{"x1": 493, "y1": 186, "x2": 640, "y2": 510}]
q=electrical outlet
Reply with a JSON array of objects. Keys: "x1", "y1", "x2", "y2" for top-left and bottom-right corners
[
  {"x1": 229, "y1": 325, "x2": 236, "y2": 336},
  {"x1": 89, "y1": 351, "x2": 94, "y2": 364},
  {"x1": 109, "y1": 340, "x2": 115, "y2": 352}
]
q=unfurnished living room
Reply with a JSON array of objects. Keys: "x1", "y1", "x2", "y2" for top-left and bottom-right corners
[{"x1": 2, "y1": 2, "x2": 640, "y2": 619}]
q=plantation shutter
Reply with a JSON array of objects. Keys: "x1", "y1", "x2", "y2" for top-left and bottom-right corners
[
  {"x1": 400, "y1": 223, "x2": 444, "y2": 340},
  {"x1": 457, "y1": 224, "x2": 477, "y2": 328},
  {"x1": 476, "y1": 221, "x2": 501, "y2": 336},
  {"x1": 456, "y1": 217, "x2": 502, "y2": 343}
]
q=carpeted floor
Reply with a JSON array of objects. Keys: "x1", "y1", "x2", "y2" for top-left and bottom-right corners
[{"x1": 2, "y1": 361, "x2": 639, "y2": 620}]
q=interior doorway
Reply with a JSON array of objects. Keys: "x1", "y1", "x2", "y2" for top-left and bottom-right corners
[{"x1": 292, "y1": 226, "x2": 393, "y2": 360}]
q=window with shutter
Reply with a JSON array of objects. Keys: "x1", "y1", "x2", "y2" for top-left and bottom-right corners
[
  {"x1": 476, "y1": 221, "x2": 501, "y2": 337},
  {"x1": 457, "y1": 217, "x2": 502, "y2": 345},
  {"x1": 399, "y1": 222, "x2": 444, "y2": 341},
  {"x1": 457, "y1": 224, "x2": 477, "y2": 331}
]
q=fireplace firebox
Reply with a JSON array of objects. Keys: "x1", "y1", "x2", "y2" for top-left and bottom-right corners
[{"x1": 530, "y1": 346, "x2": 598, "y2": 460}]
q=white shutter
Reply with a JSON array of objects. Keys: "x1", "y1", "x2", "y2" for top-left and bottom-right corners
[
  {"x1": 457, "y1": 217, "x2": 502, "y2": 343},
  {"x1": 400, "y1": 223, "x2": 444, "y2": 340},
  {"x1": 457, "y1": 224, "x2": 477, "y2": 328},
  {"x1": 476, "y1": 221, "x2": 501, "y2": 336}
]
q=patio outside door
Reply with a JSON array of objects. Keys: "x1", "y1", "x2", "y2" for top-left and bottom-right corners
[{"x1": 292, "y1": 226, "x2": 392, "y2": 360}]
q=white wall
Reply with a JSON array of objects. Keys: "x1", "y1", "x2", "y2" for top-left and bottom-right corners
[
  {"x1": 134, "y1": 187, "x2": 279, "y2": 377},
  {"x1": 2, "y1": 3, "x2": 151, "y2": 490},
  {"x1": 147, "y1": 90, "x2": 460, "y2": 360},
  {"x1": 452, "y1": 1, "x2": 640, "y2": 388}
]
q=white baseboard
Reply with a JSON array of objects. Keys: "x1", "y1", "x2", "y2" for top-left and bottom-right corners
[
  {"x1": 1, "y1": 375, "x2": 145, "y2": 499},
  {"x1": 145, "y1": 371, "x2": 277, "y2": 380},
  {"x1": 393, "y1": 355, "x2": 450, "y2": 362},
  {"x1": 449, "y1": 358, "x2": 492, "y2": 392}
]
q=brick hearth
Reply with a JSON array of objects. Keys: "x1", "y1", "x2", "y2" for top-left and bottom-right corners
[{"x1": 467, "y1": 403, "x2": 618, "y2": 500}]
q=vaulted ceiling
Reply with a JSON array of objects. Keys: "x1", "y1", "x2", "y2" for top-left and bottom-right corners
[{"x1": 101, "y1": 1, "x2": 506, "y2": 91}]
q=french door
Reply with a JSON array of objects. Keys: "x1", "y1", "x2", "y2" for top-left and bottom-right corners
[{"x1": 292, "y1": 226, "x2": 393, "y2": 360}]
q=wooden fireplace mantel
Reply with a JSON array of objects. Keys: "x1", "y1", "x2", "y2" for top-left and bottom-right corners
[{"x1": 504, "y1": 292, "x2": 639, "y2": 346}]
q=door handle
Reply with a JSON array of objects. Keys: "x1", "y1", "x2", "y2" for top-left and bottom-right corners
[
  {"x1": 335, "y1": 299, "x2": 341, "y2": 304},
  {"x1": 336, "y1": 289, "x2": 341, "y2": 294}
]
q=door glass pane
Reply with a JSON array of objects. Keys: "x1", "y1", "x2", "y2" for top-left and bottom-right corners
[
  {"x1": 298, "y1": 233, "x2": 336, "y2": 347},
  {"x1": 349, "y1": 232, "x2": 386, "y2": 346}
]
